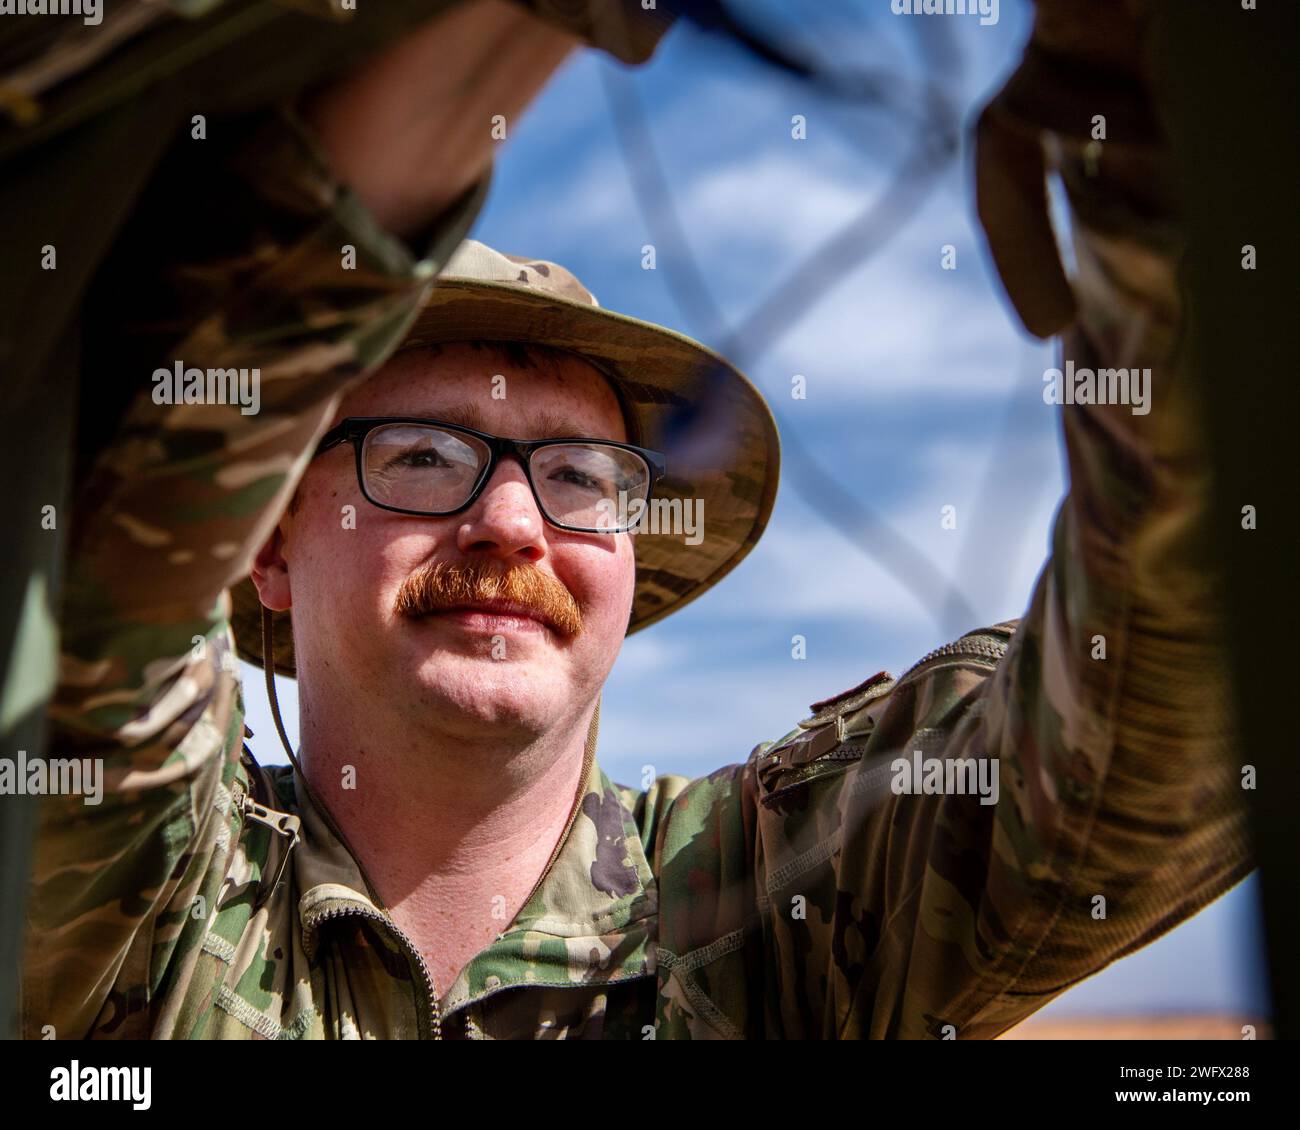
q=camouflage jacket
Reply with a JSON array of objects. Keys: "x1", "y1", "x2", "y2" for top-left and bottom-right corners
[
  {"x1": 22, "y1": 89, "x2": 1252, "y2": 1038},
  {"x1": 0, "y1": 0, "x2": 672, "y2": 1037}
]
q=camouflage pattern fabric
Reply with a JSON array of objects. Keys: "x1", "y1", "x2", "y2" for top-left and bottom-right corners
[
  {"x1": 21, "y1": 66, "x2": 1252, "y2": 1041},
  {"x1": 0, "y1": 0, "x2": 675, "y2": 1037},
  {"x1": 0, "y1": 0, "x2": 670, "y2": 138}
]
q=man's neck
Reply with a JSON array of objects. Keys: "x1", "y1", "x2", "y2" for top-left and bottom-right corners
[{"x1": 296, "y1": 700, "x2": 594, "y2": 995}]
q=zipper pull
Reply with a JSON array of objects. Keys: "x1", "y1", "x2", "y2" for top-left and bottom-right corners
[{"x1": 232, "y1": 778, "x2": 301, "y2": 908}]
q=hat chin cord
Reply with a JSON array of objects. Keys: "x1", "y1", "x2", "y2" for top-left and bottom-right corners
[{"x1": 261, "y1": 605, "x2": 305, "y2": 777}]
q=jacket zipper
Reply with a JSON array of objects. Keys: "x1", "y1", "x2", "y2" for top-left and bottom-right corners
[
  {"x1": 232, "y1": 782, "x2": 302, "y2": 912},
  {"x1": 307, "y1": 903, "x2": 443, "y2": 1040},
  {"x1": 266, "y1": 727, "x2": 598, "y2": 1041},
  {"x1": 235, "y1": 772, "x2": 446, "y2": 1037},
  {"x1": 893, "y1": 633, "x2": 1011, "y2": 688}
]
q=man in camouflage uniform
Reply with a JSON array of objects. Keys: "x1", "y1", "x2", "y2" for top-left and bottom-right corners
[
  {"x1": 19, "y1": 0, "x2": 1252, "y2": 1038},
  {"x1": 0, "y1": 0, "x2": 663, "y2": 1037}
]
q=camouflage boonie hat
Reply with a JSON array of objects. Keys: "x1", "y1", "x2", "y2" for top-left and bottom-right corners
[{"x1": 231, "y1": 240, "x2": 781, "y2": 676}]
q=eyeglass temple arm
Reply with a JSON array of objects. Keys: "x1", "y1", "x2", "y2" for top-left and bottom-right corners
[{"x1": 312, "y1": 425, "x2": 352, "y2": 458}]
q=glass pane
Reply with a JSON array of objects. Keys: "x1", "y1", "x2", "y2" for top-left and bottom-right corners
[
  {"x1": 361, "y1": 423, "x2": 487, "y2": 512},
  {"x1": 532, "y1": 443, "x2": 649, "y2": 530}
]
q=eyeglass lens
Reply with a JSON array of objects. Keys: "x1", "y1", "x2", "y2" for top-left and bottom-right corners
[{"x1": 360, "y1": 422, "x2": 650, "y2": 530}]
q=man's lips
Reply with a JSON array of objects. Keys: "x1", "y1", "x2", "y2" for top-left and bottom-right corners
[{"x1": 419, "y1": 599, "x2": 558, "y2": 633}]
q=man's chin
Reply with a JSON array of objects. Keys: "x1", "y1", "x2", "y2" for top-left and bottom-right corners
[
  {"x1": 394, "y1": 635, "x2": 565, "y2": 713},
  {"x1": 407, "y1": 668, "x2": 567, "y2": 740}
]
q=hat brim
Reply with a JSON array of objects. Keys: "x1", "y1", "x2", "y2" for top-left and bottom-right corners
[{"x1": 230, "y1": 277, "x2": 780, "y2": 677}]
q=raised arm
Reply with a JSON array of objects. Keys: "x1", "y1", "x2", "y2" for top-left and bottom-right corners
[
  {"x1": 653, "y1": 1, "x2": 1253, "y2": 1039},
  {"x1": 22, "y1": 0, "x2": 588, "y2": 1038}
]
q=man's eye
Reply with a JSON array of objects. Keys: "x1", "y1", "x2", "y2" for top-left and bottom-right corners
[
  {"x1": 551, "y1": 467, "x2": 604, "y2": 491},
  {"x1": 391, "y1": 448, "x2": 447, "y2": 469}
]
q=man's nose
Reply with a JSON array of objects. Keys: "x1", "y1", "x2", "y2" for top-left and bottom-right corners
[{"x1": 454, "y1": 457, "x2": 547, "y2": 563}]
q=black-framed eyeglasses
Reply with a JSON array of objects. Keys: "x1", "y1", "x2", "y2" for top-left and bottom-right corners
[{"x1": 313, "y1": 416, "x2": 667, "y2": 534}]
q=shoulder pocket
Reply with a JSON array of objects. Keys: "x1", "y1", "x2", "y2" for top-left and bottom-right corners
[{"x1": 755, "y1": 671, "x2": 896, "y2": 808}]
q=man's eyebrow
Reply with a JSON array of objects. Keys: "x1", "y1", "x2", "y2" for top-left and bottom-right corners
[{"x1": 427, "y1": 405, "x2": 618, "y2": 441}]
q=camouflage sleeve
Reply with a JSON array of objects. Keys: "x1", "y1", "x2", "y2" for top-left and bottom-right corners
[
  {"x1": 654, "y1": 147, "x2": 1252, "y2": 1039},
  {"x1": 21, "y1": 106, "x2": 487, "y2": 1039}
]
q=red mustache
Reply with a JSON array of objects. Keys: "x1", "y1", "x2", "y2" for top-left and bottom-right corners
[{"x1": 393, "y1": 560, "x2": 584, "y2": 636}]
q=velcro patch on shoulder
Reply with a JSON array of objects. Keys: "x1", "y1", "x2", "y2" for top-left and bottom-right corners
[{"x1": 801, "y1": 670, "x2": 893, "y2": 728}]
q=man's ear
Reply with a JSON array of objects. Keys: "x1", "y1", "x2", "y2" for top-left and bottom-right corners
[{"x1": 250, "y1": 525, "x2": 292, "y2": 612}]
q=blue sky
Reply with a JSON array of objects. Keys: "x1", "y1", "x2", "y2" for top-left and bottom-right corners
[{"x1": 240, "y1": 0, "x2": 1269, "y2": 1021}]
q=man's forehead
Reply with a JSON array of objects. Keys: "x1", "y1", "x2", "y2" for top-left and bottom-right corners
[
  {"x1": 337, "y1": 344, "x2": 629, "y2": 441},
  {"x1": 420, "y1": 402, "x2": 621, "y2": 441}
]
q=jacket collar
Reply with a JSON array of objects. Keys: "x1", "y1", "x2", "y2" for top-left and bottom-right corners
[{"x1": 286, "y1": 752, "x2": 658, "y2": 1011}]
